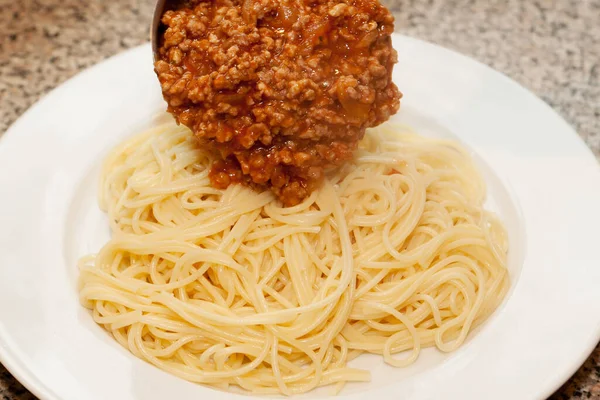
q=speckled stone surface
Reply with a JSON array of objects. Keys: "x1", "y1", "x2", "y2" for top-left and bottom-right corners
[{"x1": 0, "y1": 0, "x2": 599, "y2": 399}]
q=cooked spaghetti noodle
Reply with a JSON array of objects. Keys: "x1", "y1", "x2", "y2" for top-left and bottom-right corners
[{"x1": 78, "y1": 118, "x2": 509, "y2": 395}]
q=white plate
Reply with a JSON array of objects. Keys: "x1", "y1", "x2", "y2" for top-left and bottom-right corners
[{"x1": 1, "y1": 34, "x2": 599, "y2": 400}]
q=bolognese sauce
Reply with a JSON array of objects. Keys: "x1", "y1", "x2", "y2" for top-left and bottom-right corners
[{"x1": 155, "y1": 0, "x2": 401, "y2": 205}]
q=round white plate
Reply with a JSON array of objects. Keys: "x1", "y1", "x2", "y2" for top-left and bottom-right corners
[{"x1": 1, "y1": 34, "x2": 599, "y2": 400}]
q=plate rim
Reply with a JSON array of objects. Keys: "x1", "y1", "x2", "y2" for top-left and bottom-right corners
[{"x1": 0, "y1": 34, "x2": 599, "y2": 400}]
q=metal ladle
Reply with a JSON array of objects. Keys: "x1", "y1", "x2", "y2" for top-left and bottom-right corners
[{"x1": 151, "y1": 0, "x2": 169, "y2": 62}]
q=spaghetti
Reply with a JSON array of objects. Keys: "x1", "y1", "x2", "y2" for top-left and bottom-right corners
[{"x1": 79, "y1": 118, "x2": 509, "y2": 395}]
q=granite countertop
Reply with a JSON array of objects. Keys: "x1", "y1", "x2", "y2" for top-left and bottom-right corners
[{"x1": 0, "y1": 0, "x2": 599, "y2": 398}]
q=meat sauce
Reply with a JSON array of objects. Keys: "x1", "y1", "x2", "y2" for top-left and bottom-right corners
[{"x1": 155, "y1": 0, "x2": 401, "y2": 205}]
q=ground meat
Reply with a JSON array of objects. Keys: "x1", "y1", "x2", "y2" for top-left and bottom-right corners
[{"x1": 155, "y1": 0, "x2": 401, "y2": 206}]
